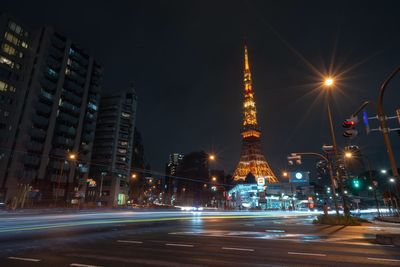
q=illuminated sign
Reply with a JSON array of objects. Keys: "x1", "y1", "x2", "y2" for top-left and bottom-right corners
[
  {"x1": 257, "y1": 177, "x2": 265, "y2": 186},
  {"x1": 290, "y1": 171, "x2": 309, "y2": 183}
]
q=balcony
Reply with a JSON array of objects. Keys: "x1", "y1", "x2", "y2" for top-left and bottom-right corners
[
  {"x1": 23, "y1": 155, "x2": 40, "y2": 167},
  {"x1": 69, "y1": 50, "x2": 88, "y2": 66},
  {"x1": 30, "y1": 127, "x2": 46, "y2": 141},
  {"x1": 51, "y1": 148, "x2": 67, "y2": 157},
  {"x1": 56, "y1": 124, "x2": 76, "y2": 137},
  {"x1": 60, "y1": 101, "x2": 80, "y2": 115},
  {"x1": 46, "y1": 56, "x2": 61, "y2": 71},
  {"x1": 35, "y1": 102, "x2": 52, "y2": 116},
  {"x1": 44, "y1": 67, "x2": 59, "y2": 82},
  {"x1": 49, "y1": 46, "x2": 64, "y2": 60},
  {"x1": 54, "y1": 136, "x2": 74, "y2": 147},
  {"x1": 64, "y1": 79, "x2": 83, "y2": 95},
  {"x1": 32, "y1": 114, "x2": 49, "y2": 128},
  {"x1": 85, "y1": 123, "x2": 96, "y2": 132},
  {"x1": 89, "y1": 84, "x2": 100, "y2": 93},
  {"x1": 40, "y1": 77, "x2": 56, "y2": 93},
  {"x1": 51, "y1": 36, "x2": 66, "y2": 50},
  {"x1": 58, "y1": 112, "x2": 79, "y2": 126},
  {"x1": 26, "y1": 141, "x2": 44, "y2": 152},
  {"x1": 82, "y1": 133, "x2": 94, "y2": 143},
  {"x1": 62, "y1": 90, "x2": 81, "y2": 105},
  {"x1": 49, "y1": 160, "x2": 70, "y2": 171}
]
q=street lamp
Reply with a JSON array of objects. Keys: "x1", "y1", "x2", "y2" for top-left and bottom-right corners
[
  {"x1": 212, "y1": 176, "x2": 217, "y2": 182},
  {"x1": 282, "y1": 171, "x2": 288, "y2": 177},
  {"x1": 322, "y1": 76, "x2": 350, "y2": 216},
  {"x1": 209, "y1": 154, "x2": 216, "y2": 161},
  {"x1": 131, "y1": 173, "x2": 137, "y2": 179},
  {"x1": 389, "y1": 178, "x2": 395, "y2": 183},
  {"x1": 381, "y1": 169, "x2": 387, "y2": 174},
  {"x1": 69, "y1": 153, "x2": 77, "y2": 160},
  {"x1": 344, "y1": 152, "x2": 352, "y2": 159},
  {"x1": 324, "y1": 77, "x2": 334, "y2": 87}
]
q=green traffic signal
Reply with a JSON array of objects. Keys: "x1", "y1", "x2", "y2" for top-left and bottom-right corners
[{"x1": 352, "y1": 179, "x2": 360, "y2": 189}]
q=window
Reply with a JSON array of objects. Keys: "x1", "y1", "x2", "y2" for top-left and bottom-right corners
[
  {"x1": 8, "y1": 21, "x2": 26, "y2": 36},
  {"x1": 88, "y1": 102, "x2": 97, "y2": 111},
  {"x1": 0, "y1": 56, "x2": 19, "y2": 69},
  {"x1": 1, "y1": 43, "x2": 16, "y2": 56},
  {"x1": 121, "y1": 112, "x2": 130, "y2": 118},
  {"x1": 4, "y1": 32, "x2": 21, "y2": 46},
  {"x1": 0, "y1": 80, "x2": 16, "y2": 92},
  {"x1": 47, "y1": 68, "x2": 57, "y2": 77}
]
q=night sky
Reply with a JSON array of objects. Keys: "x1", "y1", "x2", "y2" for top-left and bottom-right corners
[{"x1": 3, "y1": 0, "x2": 400, "y2": 176}]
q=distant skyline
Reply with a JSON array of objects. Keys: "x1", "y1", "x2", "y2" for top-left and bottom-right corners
[{"x1": 4, "y1": 0, "x2": 400, "y2": 176}]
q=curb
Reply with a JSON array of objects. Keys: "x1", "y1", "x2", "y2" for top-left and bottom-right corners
[{"x1": 376, "y1": 234, "x2": 400, "y2": 246}]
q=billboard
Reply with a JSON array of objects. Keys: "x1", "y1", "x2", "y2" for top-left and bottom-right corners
[{"x1": 289, "y1": 171, "x2": 309, "y2": 183}]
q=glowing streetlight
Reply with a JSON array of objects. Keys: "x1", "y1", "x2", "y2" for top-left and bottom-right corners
[
  {"x1": 324, "y1": 77, "x2": 334, "y2": 87},
  {"x1": 68, "y1": 153, "x2": 76, "y2": 160},
  {"x1": 344, "y1": 152, "x2": 352, "y2": 159},
  {"x1": 381, "y1": 169, "x2": 387, "y2": 174},
  {"x1": 131, "y1": 173, "x2": 137, "y2": 179},
  {"x1": 389, "y1": 178, "x2": 395, "y2": 183},
  {"x1": 209, "y1": 154, "x2": 216, "y2": 161},
  {"x1": 282, "y1": 171, "x2": 288, "y2": 177},
  {"x1": 212, "y1": 176, "x2": 217, "y2": 182}
]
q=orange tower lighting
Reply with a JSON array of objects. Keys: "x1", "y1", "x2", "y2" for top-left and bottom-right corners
[{"x1": 233, "y1": 45, "x2": 278, "y2": 183}]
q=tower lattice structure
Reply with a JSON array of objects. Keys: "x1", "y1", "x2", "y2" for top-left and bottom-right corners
[{"x1": 233, "y1": 45, "x2": 278, "y2": 183}]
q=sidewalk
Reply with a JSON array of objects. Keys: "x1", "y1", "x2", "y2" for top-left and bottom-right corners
[{"x1": 375, "y1": 216, "x2": 400, "y2": 224}]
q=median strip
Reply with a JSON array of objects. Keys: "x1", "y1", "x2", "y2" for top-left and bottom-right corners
[
  {"x1": 222, "y1": 247, "x2": 254, "y2": 252},
  {"x1": 8, "y1": 256, "x2": 41, "y2": 262},
  {"x1": 117, "y1": 240, "x2": 143, "y2": 244},
  {"x1": 70, "y1": 263, "x2": 102, "y2": 267},
  {"x1": 288, "y1": 252, "x2": 326, "y2": 257},
  {"x1": 367, "y1": 257, "x2": 400, "y2": 263},
  {"x1": 165, "y1": 243, "x2": 194, "y2": 247}
]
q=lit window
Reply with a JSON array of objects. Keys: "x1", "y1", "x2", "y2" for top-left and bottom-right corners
[
  {"x1": 0, "y1": 56, "x2": 16, "y2": 68},
  {"x1": 1, "y1": 43, "x2": 17, "y2": 56},
  {"x1": 4, "y1": 32, "x2": 21, "y2": 46},
  {"x1": 8, "y1": 21, "x2": 25, "y2": 36},
  {"x1": 47, "y1": 68, "x2": 57, "y2": 77},
  {"x1": 65, "y1": 68, "x2": 71, "y2": 75},
  {"x1": 0, "y1": 81, "x2": 16, "y2": 93},
  {"x1": 88, "y1": 102, "x2": 97, "y2": 111},
  {"x1": 121, "y1": 112, "x2": 130, "y2": 118}
]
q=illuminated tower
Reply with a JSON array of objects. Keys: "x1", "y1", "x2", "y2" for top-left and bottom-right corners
[{"x1": 233, "y1": 45, "x2": 278, "y2": 183}]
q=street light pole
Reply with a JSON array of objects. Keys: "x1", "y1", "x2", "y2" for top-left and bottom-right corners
[{"x1": 325, "y1": 79, "x2": 350, "y2": 216}]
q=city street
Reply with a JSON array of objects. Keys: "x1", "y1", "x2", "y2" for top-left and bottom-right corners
[{"x1": 0, "y1": 210, "x2": 399, "y2": 266}]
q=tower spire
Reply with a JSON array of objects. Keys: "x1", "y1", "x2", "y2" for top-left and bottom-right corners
[{"x1": 242, "y1": 45, "x2": 259, "y2": 137}]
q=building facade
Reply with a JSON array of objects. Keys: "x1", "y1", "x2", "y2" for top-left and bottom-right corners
[
  {"x1": 0, "y1": 14, "x2": 102, "y2": 207},
  {"x1": 90, "y1": 88, "x2": 137, "y2": 206}
]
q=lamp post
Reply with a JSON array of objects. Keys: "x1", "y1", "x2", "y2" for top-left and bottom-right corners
[
  {"x1": 63, "y1": 152, "x2": 77, "y2": 203},
  {"x1": 323, "y1": 78, "x2": 350, "y2": 216}
]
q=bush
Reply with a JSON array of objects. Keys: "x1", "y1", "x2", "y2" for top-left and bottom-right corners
[{"x1": 313, "y1": 214, "x2": 369, "y2": 226}]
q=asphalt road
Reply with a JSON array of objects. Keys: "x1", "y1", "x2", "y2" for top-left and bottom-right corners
[{"x1": 0, "y1": 210, "x2": 399, "y2": 267}]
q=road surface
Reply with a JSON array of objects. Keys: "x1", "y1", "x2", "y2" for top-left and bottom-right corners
[{"x1": 0, "y1": 210, "x2": 399, "y2": 266}]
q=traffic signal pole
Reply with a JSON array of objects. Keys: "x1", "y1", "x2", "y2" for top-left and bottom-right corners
[{"x1": 327, "y1": 100, "x2": 350, "y2": 216}]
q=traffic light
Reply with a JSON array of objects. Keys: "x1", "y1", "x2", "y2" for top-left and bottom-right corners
[
  {"x1": 352, "y1": 178, "x2": 360, "y2": 189},
  {"x1": 343, "y1": 116, "x2": 358, "y2": 138}
]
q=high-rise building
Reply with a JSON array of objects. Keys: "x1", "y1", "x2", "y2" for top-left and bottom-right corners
[
  {"x1": 233, "y1": 45, "x2": 278, "y2": 184},
  {"x1": 90, "y1": 88, "x2": 137, "y2": 206},
  {"x1": 164, "y1": 153, "x2": 183, "y2": 204},
  {"x1": 0, "y1": 14, "x2": 102, "y2": 206}
]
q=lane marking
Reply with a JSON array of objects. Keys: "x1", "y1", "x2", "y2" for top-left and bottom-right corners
[
  {"x1": 8, "y1": 256, "x2": 41, "y2": 262},
  {"x1": 288, "y1": 252, "x2": 326, "y2": 257},
  {"x1": 117, "y1": 240, "x2": 143, "y2": 244},
  {"x1": 266, "y1": 230, "x2": 285, "y2": 233},
  {"x1": 222, "y1": 247, "x2": 255, "y2": 252},
  {"x1": 367, "y1": 258, "x2": 400, "y2": 263},
  {"x1": 70, "y1": 263, "x2": 103, "y2": 267},
  {"x1": 165, "y1": 243, "x2": 194, "y2": 247}
]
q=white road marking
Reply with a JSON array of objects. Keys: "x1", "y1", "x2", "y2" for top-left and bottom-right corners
[
  {"x1": 165, "y1": 243, "x2": 194, "y2": 247},
  {"x1": 70, "y1": 263, "x2": 103, "y2": 267},
  {"x1": 8, "y1": 256, "x2": 41, "y2": 262},
  {"x1": 367, "y1": 257, "x2": 400, "y2": 263},
  {"x1": 288, "y1": 252, "x2": 326, "y2": 257},
  {"x1": 222, "y1": 247, "x2": 255, "y2": 252},
  {"x1": 266, "y1": 230, "x2": 285, "y2": 233},
  {"x1": 117, "y1": 240, "x2": 143, "y2": 244}
]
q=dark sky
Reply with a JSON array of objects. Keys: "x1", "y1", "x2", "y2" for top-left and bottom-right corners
[{"x1": 4, "y1": 0, "x2": 400, "y2": 176}]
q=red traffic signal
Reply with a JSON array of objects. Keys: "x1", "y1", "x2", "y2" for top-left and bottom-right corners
[{"x1": 342, "y1": 116, "x2": 358, "y2": 128}]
